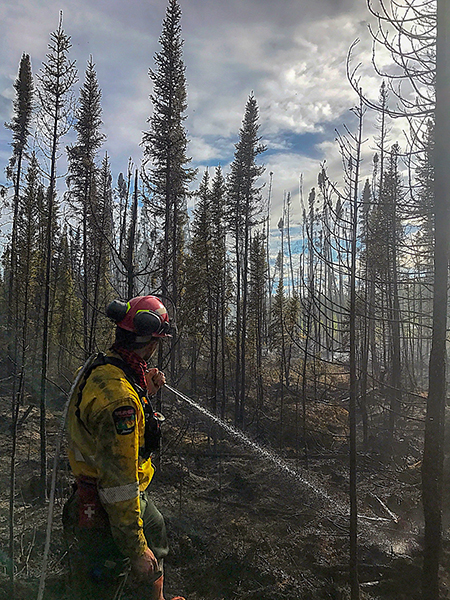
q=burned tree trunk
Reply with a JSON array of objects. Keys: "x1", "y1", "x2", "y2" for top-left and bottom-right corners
[{"x1": 422, "y1": 2, "x2": 450, "y2": 598}]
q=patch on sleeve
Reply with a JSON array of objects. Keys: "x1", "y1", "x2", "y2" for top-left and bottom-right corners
[{"x1": 112, "y1": 406, "x2": 136, "y2": 435}]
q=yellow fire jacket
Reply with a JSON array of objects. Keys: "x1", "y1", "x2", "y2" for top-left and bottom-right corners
[{"x1": 67, "y1": 352, "x2": 154, "y2": 558}]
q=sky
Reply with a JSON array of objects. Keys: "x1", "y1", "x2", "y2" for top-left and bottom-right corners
[{"x1": 0, "y1": 0, "x2": 399, "y2": 228}]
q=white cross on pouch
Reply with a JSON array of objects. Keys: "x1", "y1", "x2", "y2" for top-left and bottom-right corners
[{"x1": 84, "y1": 504, "x2": 95, "y2": 519}]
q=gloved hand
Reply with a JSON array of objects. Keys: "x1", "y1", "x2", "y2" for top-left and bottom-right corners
[
  {"x1": 145, "y1": 368, "x2": 166, "y2": 396},
  {"x1": 131, "y1": 547, "x2": 161, "y2": 583}
]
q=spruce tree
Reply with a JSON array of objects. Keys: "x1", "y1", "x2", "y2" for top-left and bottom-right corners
[
  {"x1": 359, "y1": 177, "x2": 373, "y2": 448},
  {"x1": 270, "y1": 272, "x2": 286, "y2": 449},
  {"x1": 87, "y1": 153, "x2": 113, "y2": 350},
  {"x1": 227, "y1": 93, "x2": 266, "y2": 427},
  {"x1": 183, "y1": 170, "x2": 211, "y2": 393},
  {"x1": 52, "y1": 227, "x2": 83, "y2": 377},
  {"x1": 142, "y1": 0, "x2": 195, "y2": 376},
  {"x1": 248, "y1": 231, "x2": 267, "y2": 432},
  {"x1": 5, "y1": 53, "x2": 34, "y2": 348},
  {"x1": 8, "y1": 151, "x2": 41, "y2": 587},
  {"x1": 4, "y1": 58, "x2": 34, "y2": 567},
  {"x1": 6, "y1": 54, "x2": 34, "y2": 178},
  {"x1": 413, "y1": 119, "x2": 434, "y2": 259},
  {"x1": 210, "y1": 166, "x2": 228, "y2": 415},
  {"x1": 67, "y1": 57, "x2": 105, "y2": 356},
  {"x1": 382, "y1": 143, "x2": 403, "y2": 445}
]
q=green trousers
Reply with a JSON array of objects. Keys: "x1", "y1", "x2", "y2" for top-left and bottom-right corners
[{"x1": 63, "y1": 487, "x2": 169, "y2": 599}]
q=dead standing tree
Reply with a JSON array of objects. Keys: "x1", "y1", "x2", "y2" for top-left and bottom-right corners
[
  {"x1": 336, "y1": 96, "x2": 365, "y2": 600},
  {"x1": 357, "y1": 1, "x2": 446, "y2": 596},
  {"x1": 36, "y1": 13, "x2": 77, "y2": 501},
  {"x1": 422, "y1": 1, "x2": 450, "y2": 598}
]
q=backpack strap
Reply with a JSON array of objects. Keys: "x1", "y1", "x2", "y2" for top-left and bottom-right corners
[
  {"x1": 74, "y1": 353, "x2": 108, "y2": 434},
  {"x1": 74, "y1": 353, "x2": 161, "y2": 456}
]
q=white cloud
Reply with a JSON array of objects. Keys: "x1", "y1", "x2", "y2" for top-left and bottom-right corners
[
  {"x1": 188, "y1": 136, "x2": 229, "y2": 163},
  {"x1": 262, "y1": 152, "x2": 324, "y2": 223},
  {"x1": 0, "y1": 0, "x2": 400, "y2": 206}
]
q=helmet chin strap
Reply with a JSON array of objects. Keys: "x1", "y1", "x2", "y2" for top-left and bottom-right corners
[{"x1": 134, "y1": 334, "x2": 157, "y2": 343}]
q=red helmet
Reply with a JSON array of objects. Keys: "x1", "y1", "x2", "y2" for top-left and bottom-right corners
[{"x1": 106, "y1": 296, "x2": 172, "y2": 338}]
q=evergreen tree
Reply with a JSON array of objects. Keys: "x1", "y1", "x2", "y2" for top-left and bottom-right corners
[
  {"x1": 227, "y1": 93, "x2": 266, "y2": 427},
  {"x1": 270, "y1": 272, "x2": 287, "y2": 449},
  {"x1": 409, "y1": 120, "x2": 434, "y2": 389},
  {"x1": 359, "y1": 177, "x2": 373, "y2": 448},
  {"x1": 183, "y1": 170, "x2": 211, "y2": 393},
  {"x1": 3, "y1": 60, "x2": 35, "y2": 563},
  {"x1": 382, "y1": 143, "x2": 403, "y2": 444},
  {"x1": 142, "y1": 0, "x2": 195, "y2": 376},
  {"x1": 6, "y1": 54, "x2": 34, "y2": 181},
  {"x1": 248, "y1": 231, "x2": 267, "y2": 432},
  {"x1": 51, "y1": 227, "x2": 83, "y2": 378},
  {"x1": 182, "y1": 166, "x2": 229, "y2": 409},
  {"x1": 66, "y1": 56, "x2": 105, "y2": 357},
  {"x1": 210, "y1": 166, "x2": 229, "y2": 415},
  {"x1": 7, "y1": 151, "x2": 41, "y2": 586},
  {"x1": 16, "y1": 153, "x2": 43, "y2": 375},
  {"x1": 88, "y1": 153, "x2": 113, "y2": 350},
  {"x1": 413, "y1": 119, "x2": 435, "y2": 260},
  {"x1": 125, "y1": 170, "x2": 139, "y2": 298},
  {"x1": 115, "y1": 169, "x2": 131, "y2": 294},
  {"x1": 4, "y1": 53, "x2": 34, "y2": 349}
]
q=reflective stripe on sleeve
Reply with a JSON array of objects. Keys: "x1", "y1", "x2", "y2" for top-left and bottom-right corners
[{"x1": 98, "y1": 482, "x2": 140, "y2": 504}]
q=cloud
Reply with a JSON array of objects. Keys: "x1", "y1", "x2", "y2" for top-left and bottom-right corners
[
  {"x1": 188, "y1": 135, "x2": 231, "y2": 164},
  {"x1": 0, "y1": 77, "x2": 14, "y2": 123},
  {"x1": 181, "y1": 8, "x2": 378, "y2": 195},
  {"x1": 0, "y1": 0, "x2": 393, "y2": 208}
]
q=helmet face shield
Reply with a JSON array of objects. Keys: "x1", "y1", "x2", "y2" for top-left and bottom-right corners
[{"x1": 106, "y1": 296, "x2": 172, "y2": 338}]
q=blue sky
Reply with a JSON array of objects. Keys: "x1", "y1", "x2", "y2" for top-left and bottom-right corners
[{"x1": 0, "y1": 0, "x2": 400, "y2": 227}]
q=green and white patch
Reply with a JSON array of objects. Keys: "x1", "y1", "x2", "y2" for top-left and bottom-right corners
[{"x1": 112, "y1": 406, "x2": 136, "y2": 435}]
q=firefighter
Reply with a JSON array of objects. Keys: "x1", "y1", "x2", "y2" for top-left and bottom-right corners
[{"x1": 63, "y1": 295, "x2": 185, "y2": 600}]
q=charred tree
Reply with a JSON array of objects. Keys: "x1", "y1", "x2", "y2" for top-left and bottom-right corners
[
  {"x1": 422, "y1": 1, "x2": 450, "y2": 597},
  {"x1": 36, "y1": 13, "x2": 77, "y2": 500}
]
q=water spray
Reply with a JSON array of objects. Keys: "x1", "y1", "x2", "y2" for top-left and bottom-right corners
[
  {"x1": 165, "y1": 384, "x2": 343, "y2": 513},
  {"x1": 165, "y1": 384, "x2": 403, "y2": 551}
]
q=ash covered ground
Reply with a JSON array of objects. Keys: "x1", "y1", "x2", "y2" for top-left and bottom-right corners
[{"x1": 0, "y1": 382, "x2": 449, "y2": 600}]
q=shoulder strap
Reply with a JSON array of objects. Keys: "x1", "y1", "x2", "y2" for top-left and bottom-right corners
[
  {"x1": 74, "y1": 352, "x2": 148, "y2": 434},
  {"x1": 74, "y1": 353, "x2": 108, "y2": 433}
]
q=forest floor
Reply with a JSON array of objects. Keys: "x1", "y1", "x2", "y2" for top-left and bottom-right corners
[{"x1": 0, "y1": 376, "x2": 449, "y2": 600}]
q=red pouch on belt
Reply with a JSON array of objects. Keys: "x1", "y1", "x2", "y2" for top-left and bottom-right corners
[{"x1": 76, "y1": 476, "x2": 109, "y2": 529}]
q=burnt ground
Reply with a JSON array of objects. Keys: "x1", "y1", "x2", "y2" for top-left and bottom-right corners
[{"x1": 0, "y1": 384, "x2": 449, "y2": 600}]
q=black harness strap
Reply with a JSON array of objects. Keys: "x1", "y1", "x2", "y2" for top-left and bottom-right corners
[{"x1": 74, "y1": 353, "x2": 161, "y2": 457}]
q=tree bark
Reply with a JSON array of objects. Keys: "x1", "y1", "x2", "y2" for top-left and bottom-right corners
[
  {"x1": 422, "y1": 2, "x2": 450, "y2": 598},
  {"x1": 349, "y1": 97, "x2": 363, "y2": 600}
]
